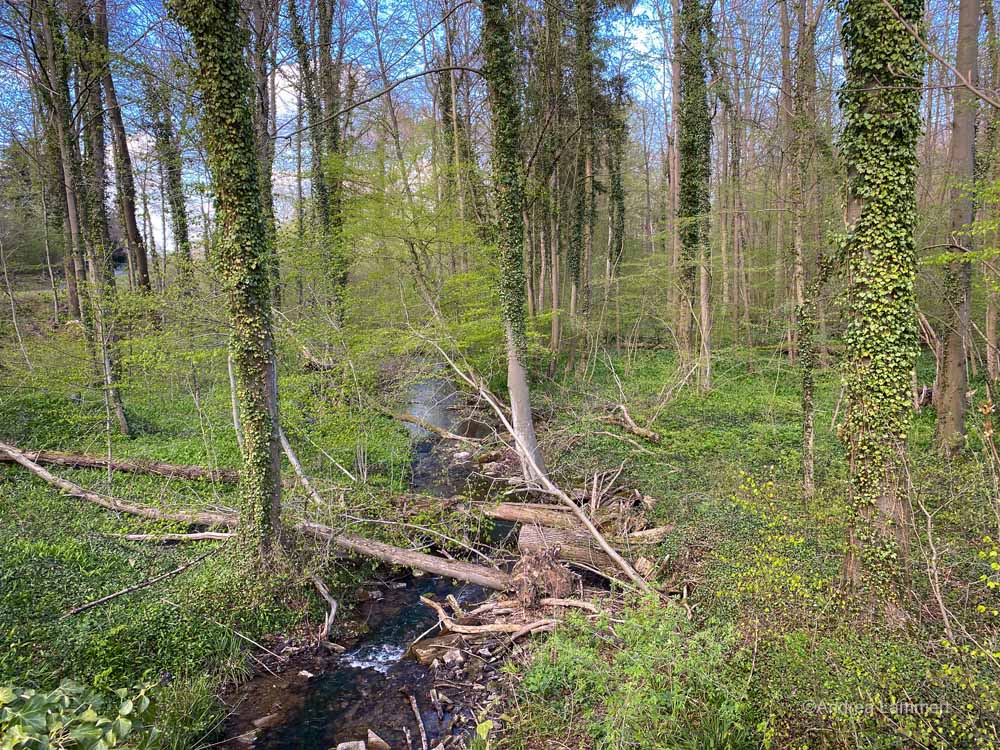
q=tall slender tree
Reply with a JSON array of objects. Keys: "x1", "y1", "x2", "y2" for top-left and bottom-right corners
[
  {"x1": 482, "y1": 0, "x2": 546, "y2": 479},
  {"x1": 97, "y1": 0, "x2": 151, "y2": 292},
  {"x1": 676, "y1": 0, "x2": 711, "y2": 371},
  {"x1": 936, "y1": 0, "x2": 979, "y2": 455},
  {"x1": 144, "y1": 74, "x2": 193, "y2": 283},
  {"x1": 170, "y1": 0, "x2": 282, "y2": 561}
]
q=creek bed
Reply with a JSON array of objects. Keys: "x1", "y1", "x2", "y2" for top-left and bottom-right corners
[{"x1": 223, "y1": 371, "x2": 504, "y2": 749}]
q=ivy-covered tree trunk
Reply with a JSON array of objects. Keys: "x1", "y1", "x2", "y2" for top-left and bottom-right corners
[
  {"x1": 170, "y1": 0, "x2": 282, "y2": 561},
  {"x1": 984, "y1": 0, "x2": 1000, "y2": 383},
  {"x1": 570, "y1": 0, "x2": 596, "y2": 321},
  {"x1": 839, "y1": 0, "x2": 923, "y2": 597},
  {"x1": 936, "y1": 0, "x2": 978, "y2": 455},
  {"x1": 677, "y1": 0, "x2": 711, "y2": 367},
  {"x1": 482, "y1": 0, "x2": 546, "y2": 480}
]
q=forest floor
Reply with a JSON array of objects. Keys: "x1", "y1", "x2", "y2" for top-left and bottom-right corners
[{"x1": 2, "y1": 285, "x2": 999, "y2": 749}]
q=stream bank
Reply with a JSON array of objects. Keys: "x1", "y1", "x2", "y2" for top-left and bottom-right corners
[{"x1": 219, "y1": 372, "x2": 509, "y2": 749}]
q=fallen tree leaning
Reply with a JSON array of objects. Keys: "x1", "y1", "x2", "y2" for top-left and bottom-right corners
[
  {"x1": 0, "y1": 440, "x2": 512, "y2": 592},
  {"x1": 0, "y1": 448, "x2": 242, "y2": 483},
  {"x1": 428, "y1": 343, "x2": 655, "y2": 594}
]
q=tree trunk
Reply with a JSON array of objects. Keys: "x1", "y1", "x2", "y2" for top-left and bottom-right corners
[
  {"x1": 144, "y1": 73, "x2": 192, "y2": 284},
  {"x1": 677, "y1": 0, "x2": 711, "y2": 364},
  {"x1": 839, "y1": 0, "x2": 923, "y2": 595},
  {"x1": 172, "y1": 0, "x2": 282, "y2": 562},
  {"x1": 936, "y1": 0, "x2": 979, "y2": 455},
  {"x1": 98, "y1": 0, "x2": 150, "y2": 292},
  {"x1": 517, "y1": 524, "x2": 618, "y2": 578},
  {"x1": 483, "y1": 0, "x2": 547, "y2": 481}
]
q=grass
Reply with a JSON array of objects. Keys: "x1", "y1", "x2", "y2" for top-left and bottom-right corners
[
  {"x1": 4, "y1": 279, "x2": 1000, "y2": 748},
  {"x1": 0, "y1": 318, "x2": 429, "y2": 747},
  {"x1": 502, "y1": 347, "x2": 1000, "y2": 750}
]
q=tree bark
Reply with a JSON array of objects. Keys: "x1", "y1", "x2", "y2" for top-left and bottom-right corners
[
  {"x1": 98, "y1": 0, "x2": 151, "y2": 292},
  {"x1": 517, "y1": 524, "x2": 618, "y2": 578},
  {"x1": 936, "y1": 0, "x2": 979, "y2": 454},
  {"x1": 839, "y1": 0, "x2": 923, "y2": 593}
]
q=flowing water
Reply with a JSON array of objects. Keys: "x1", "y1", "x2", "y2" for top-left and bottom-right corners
[{"x1": 245, "y1": 373, "x2": 495, "y2": 749}]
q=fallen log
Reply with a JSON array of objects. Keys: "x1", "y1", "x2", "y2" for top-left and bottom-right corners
[
  {"x1": 298, "y1": 521, "x2": 511, "y2": 590},
  {"x1": 517, "y1": 524, "x2": 620, "y2": 578},
  {"x1": 599, "y1": 405, "x2": 661, "y2": 444},
  {"x1": 0, "y1": 440, "x2": 512, "y2": 592},
  {"x1": 0, "y1": 448, "x2": 242, "y2": 483},
  {"x1": 483, "y1": 502, "x2": 577, "y2": 530},
  {"x1": 301, "y1": 345, "x2": 337, "y2": 371},
  {"x1": 627, "y1": 525, "x2": 675, "y2": 543},
  {"x1": 0, "y1": 441, "x2": 237, "y2": 528}
]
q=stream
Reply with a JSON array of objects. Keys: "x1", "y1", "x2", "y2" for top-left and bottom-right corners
[{"x1": 225, "y1": 373, "x2": 499, "y2": 749}]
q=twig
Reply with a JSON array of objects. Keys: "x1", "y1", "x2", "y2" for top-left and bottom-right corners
[
  {"x1": 61, "y1": 546, "x2": 221, "y2": 620},
  {"x1": 404, "y1": 692, "x2": 429, "y2": 750},
  {"x1": 538, "y1": 598, "x2": 599, "y2": 613},
  {"x1": 420, "y1": 595, "x2": 558, "y2": 634},
  {"x1": 593, "y1": 430, "x2": 657, "y2": 456},
  {"x1": 880, "y1": 0, "x2": 1000, "y2": 110}
]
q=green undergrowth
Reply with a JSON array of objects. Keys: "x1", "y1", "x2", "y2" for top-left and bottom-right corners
[
  {"x1": 504, "y1": 348, "x2": 1000, "y2": 750},
  {"x1": 0, "y1": 324, "x2": 466, "y2": 747}
]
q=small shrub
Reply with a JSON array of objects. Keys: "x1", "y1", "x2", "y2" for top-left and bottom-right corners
[{"x1": 0, "y1": 680, "x2": 158, "y2": 749}]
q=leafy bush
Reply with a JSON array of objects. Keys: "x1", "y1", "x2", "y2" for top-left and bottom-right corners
[{"x1": 0, "y1": 681, "x2": 157, "y2": 750}]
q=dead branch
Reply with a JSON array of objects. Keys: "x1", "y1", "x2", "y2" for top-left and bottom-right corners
[
  {"x1": 404, "y1": 692, "x2": 429, "y2": 750},
  {"x1": 0, "y1": 440, "x2": 237, "y2": 528},
  {"x1": 311, "y1": 574, "x2": 339, "y2": 642},
  {"x1": 420, "y1": 595, "x2": 558, "y2": 635},
  {"x1": 593, "y1": 430, "x2": 657, "y2": 455},
  {"x1": 119, "y1": 532, "x2": 233, "y2": 543},
  {"x1": 538, "y1": 598, "x2": 599, "y2": 613},
  {"x1": 599, "y1": 407, "x2": 661, "y2": 444},
  {"x1": 61, "y1": 546, "x2": 221, "y2": 619},
  {"x1": 381, "y1": 409, "x2": 481, "y2": 443}
]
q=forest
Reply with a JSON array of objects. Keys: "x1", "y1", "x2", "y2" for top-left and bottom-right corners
[{"x1": 0, "y1": 0, "x2": 998, "y2": 744}]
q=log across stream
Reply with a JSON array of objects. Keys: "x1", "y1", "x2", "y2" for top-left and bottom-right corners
[{"x1": 222, "y1": 372, "x2": 506, "y2": 749}]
